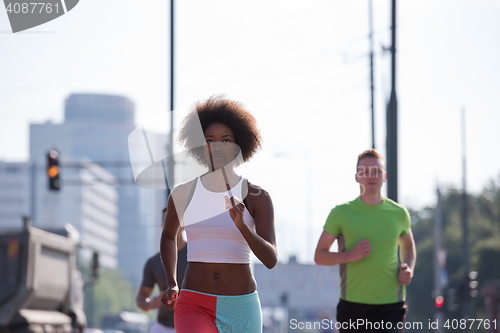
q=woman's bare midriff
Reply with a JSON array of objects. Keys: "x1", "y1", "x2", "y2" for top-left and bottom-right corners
[{"x1": 182, "y1": 262, "x2": 257, "y2": 295}]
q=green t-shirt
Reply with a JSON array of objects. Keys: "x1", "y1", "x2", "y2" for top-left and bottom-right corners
[{"x1": 323, "y1": 197, "x2": 411, "y2": 304}]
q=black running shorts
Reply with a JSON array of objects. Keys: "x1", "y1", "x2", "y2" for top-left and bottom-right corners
[{"x1": 336, "y1": 299, "x2": 407, "y2": 333}]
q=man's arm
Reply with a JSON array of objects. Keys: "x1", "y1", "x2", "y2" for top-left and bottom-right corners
[
  {"x1": 136, "y1": 286, "x2": 161, "y2": 311},
  {"x1": 398, "y1": 228, "x2": 416, "y2": 285},
  {"x1": 314, "y1": 230, "x2": 371, "y2": 266}
]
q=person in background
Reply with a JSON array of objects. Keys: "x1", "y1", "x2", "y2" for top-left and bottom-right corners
[
  {"x1": 136, "y1": 207, "x2": 188, "y2": 333},
  {"x1": 315, "y1": 149, "x2": 416, "y2": 333}
]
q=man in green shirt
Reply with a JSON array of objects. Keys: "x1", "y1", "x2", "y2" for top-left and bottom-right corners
[{"x1": 315, "y1": 149, "x2": 416, "y2": 332}]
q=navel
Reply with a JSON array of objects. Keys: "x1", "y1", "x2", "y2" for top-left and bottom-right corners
[{"x1": 214, "y1": 272, "x2": 219, "y2": 279}]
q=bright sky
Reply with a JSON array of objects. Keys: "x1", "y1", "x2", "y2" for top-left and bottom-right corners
[{"x1": 1, "y1": 0, "x2": 499, "y2": 263}]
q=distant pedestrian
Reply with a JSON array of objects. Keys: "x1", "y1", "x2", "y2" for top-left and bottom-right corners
[
  {"x1": 315, "y1": 149, "x2": 416, "y2": 333},
  {"x1": 136, "y1": 207, "x2": 188, "y2": 333}
]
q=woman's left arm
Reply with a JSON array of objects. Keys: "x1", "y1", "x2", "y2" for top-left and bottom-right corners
[{"x1": 225, "y1": 182, "x2": 277, "y2": 269}]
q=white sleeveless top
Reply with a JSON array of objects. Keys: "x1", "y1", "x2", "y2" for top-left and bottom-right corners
[{"x1": 183, "y1": 177, "x2": 256, "y2": 263}]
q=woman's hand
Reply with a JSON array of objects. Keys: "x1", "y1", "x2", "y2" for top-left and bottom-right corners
[
  {"x1": 161, "y1": 285, "x2": 179, "y2": 310},
  {"x1": 224, "y1": 194, "x2": 245, "y2": 228}
]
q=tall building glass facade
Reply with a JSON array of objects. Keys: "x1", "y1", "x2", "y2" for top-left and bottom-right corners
[{"x1": 30, "y1": 93, "x2": 167, "y2": 285}]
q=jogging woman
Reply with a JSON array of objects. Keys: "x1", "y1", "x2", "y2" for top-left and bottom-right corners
[{"x1": 160, "y1": 95, "x2": 277, "y2": 333}]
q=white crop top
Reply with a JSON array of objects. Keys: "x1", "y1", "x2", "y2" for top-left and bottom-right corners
[{"x1": 182, "y1": 177, "x2": 255, "y2": 264}]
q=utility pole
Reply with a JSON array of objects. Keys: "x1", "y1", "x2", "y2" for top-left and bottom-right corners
[
  {"x1": 369, "y1": 0, "x2": 375, "y2": 149},
  {"x1": 386, "y1": 0, "x2": 398, "y2": 202},
  {"x1": 461, "y1": 107, "x2": 470, "y2": 323},
  {"x1": 166, "y1": 0, "x2": 175, "y2": 200}
]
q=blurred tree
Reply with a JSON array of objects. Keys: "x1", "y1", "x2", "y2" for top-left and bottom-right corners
[
  {"x1": 84, "y1": 269, "x2": 139, "y2": 327},
  {"x1": 405, "y1": 176, "x2": 500, "y2": 333}
]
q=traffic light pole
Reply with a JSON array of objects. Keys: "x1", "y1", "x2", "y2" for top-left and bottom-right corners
[{"x1": 434, "y1": 188, "x2": 444, "y2": 333}]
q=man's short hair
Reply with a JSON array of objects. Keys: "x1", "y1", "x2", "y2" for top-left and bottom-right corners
[{"x1": 357, "y1": 149, "x2": 385, "y2": 170}]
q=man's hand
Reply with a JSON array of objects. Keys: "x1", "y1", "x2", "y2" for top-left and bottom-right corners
[
  {"x1": 398, "y1": 263, "x2": 413, "y2": 285},
  {"x1": 161, "y1": 285, "x2": 179, "y2": 310},
  {"x1": 149, "y1": 295, "x2": 162, "y2": 310},
  {"x1": 350, "y1": 239, "x2": 371, "y2": 261},
  {"x1": 136, "y1": 286, "x2": 158, "y2": 312}
]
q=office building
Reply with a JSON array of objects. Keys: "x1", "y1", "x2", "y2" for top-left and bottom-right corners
[
  {"x1": 254, "y1": 256, "x2": 340, "y2": 332},
  {"x1": 0, "y1": 160, "x2": 119, "y2": 268},
  {"x1": 0, "y1": 162, "x2": 31, "y2": 231},
  {"x1": 30, "y1": 93, "x2": 167, "y2": 285}
]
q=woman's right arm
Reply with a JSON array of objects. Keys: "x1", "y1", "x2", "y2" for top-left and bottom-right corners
[{"x1": 160, "y1": 193, "x2": 181, "y2": 310}]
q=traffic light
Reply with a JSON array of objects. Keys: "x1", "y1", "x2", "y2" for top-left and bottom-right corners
[
  {"x1": 459, "y1": 270, "x2": 480, "y2": 302},
  {"x1": 469, "y1": 271, "x2": 479, "y2": 298},
  {"x1": 91, "y1": 251, "x2": 100, "y2": 282},
  {"x1": 435, "y1": 295, "x2": 444, "y2": 309},
  {"x1": 446, "y1": 288, "x2": 459, "y2": 312},
  {"x1": 47, "y1": 149, "x2": 60, "y2": 191}
]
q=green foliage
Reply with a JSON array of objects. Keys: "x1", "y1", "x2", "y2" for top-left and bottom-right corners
[
  {"x1": 405, "y1": 176, "x2": 500, "y2": 333},
  {"x1": 84, "y1": 269, "x2": 139, "y2": 328}
]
